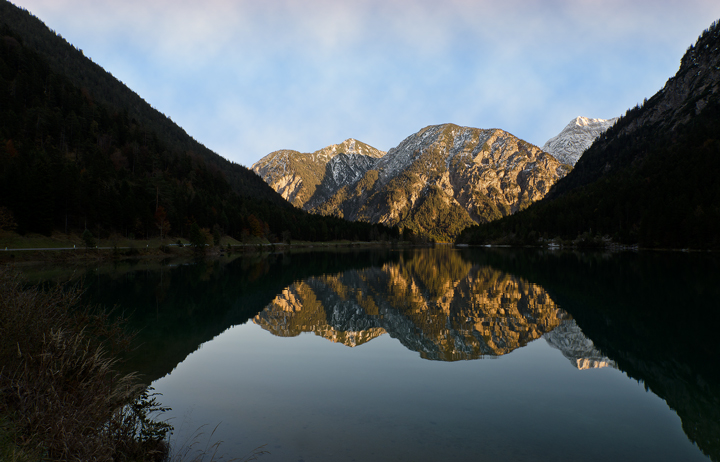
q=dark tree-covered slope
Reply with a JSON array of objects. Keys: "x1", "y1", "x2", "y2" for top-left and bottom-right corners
[
  {"x1": 0, "y1": 8, "x2": 397, "y2": 242},
  {"x1": 0, "y1": 0, "x2": 281, "y2": 204},
  {"x1": 458, "y1": 20, "x2": 720, "y2": 249}
]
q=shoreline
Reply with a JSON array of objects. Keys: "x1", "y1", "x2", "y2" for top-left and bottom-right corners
[
  {"x1": 454, "y1": 243, "x2": 716, "y2": 253},
  {"x1": 3, "y1": 240, "x2": 714, "y2": 265},
  {"x1": 0, "y1": 238, "x2": 414, "y2": 265}
]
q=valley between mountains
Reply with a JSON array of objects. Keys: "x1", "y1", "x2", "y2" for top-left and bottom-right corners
[{"x1": 2, "y1": 0, "x2": 718, "y2": 250}]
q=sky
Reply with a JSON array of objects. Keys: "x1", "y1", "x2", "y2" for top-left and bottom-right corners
[{"x1": 10, "y1": 0, "x2": 720, "y2": 167}]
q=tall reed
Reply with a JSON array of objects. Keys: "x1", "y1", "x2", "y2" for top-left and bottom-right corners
[{"x1": 0, "y1": 267, "x2": 171, "y2": 461}]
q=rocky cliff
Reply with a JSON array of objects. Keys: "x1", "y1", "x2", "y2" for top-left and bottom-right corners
[
  {"x1": 542, "y1": 116, "x2": 618, "y2": 165},
  {"x1": 251, "y1": 139, "x2": 385, "y2": 208},
  {"x1": 317, "y1": 124, "x2": 570, "y2": 241}
]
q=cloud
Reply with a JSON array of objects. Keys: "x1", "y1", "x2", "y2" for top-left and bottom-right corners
[{"x1": 12, "y1": 0, "x2": 720, "y2": 166}]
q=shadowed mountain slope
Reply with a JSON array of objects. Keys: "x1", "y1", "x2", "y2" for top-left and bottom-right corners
[
  {"x1": 0, "y1": 0, "x2": 281, "y2": 203},
  {"x1": 0, "y1": 1, "x2": 398, "y2": 241},
  {"x1": 458, "y1": 20, "x2": 720, "y2": 249}
]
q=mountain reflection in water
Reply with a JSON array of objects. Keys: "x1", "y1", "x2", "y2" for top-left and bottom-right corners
[
  {"x1": 254, "y1": 248, "x2": 612, "y2": 368},
  {"x1": 60, "y1": 247, "x2": 718, "y2": 461}
]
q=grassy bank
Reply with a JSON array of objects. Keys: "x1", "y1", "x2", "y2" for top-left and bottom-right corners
[
  {"x1": 0, "y1": 230, "x2": 242, "y2": 250},
  {"x1": 0, "y1": 267, "x2": 171, "y2": 461}
]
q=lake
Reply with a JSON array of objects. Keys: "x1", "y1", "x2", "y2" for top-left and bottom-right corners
[{"x1": 30, "y1": 247, "x2": 720, "y2": 461}]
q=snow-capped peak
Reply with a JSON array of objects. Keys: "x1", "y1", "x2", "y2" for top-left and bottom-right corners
[{"x1": 543, "y1": 116, "x2": 618, "y2": 166}]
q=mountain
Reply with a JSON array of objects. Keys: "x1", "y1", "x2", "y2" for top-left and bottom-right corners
[
  {"x1": 316, "y1": 124, "x2": 570, "y2": 241},
  {"x1": 251, "y1": 139, "x2": 385, "y2": 208},
  {"x1": 254, "y1": 248, "x2": 570, "y2": 361},
  {"x1": 0, "y1": 1, "x2": 283, "y2": 205},
  {"x1": 542, "y1": 116, "x2": 618, "y2": 165},
  {"x1": 256, "y1": 124, "x2": 570, "y2": 242},
  {"x1": 458, "y1": 19, "x2": 720, "y2": 249},
  {"x1": 0, "y1": 1, "x2": 397, "y2": 242},
  {"x1": 543, "y1": 319, "x2": 615, "y2": 370}
]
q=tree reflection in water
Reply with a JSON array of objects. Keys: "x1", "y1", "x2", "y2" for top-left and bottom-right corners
[{"x1": 66, "y1": 247, "x2": 719, "y2": 461}]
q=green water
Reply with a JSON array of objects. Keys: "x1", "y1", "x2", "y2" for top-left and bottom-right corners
[{"x1": 36, "y1": 248, "x2": 720, "y2": 461}]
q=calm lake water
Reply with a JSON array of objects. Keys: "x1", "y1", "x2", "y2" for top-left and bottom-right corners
[{"x1": 29, "y1": 247, "x2": 720, "y2": 461}]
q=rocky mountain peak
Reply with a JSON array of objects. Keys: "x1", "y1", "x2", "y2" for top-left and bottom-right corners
[
  {"x1": 309, "y1": 123, "x2": 570, "y2": 240},
  {"x1": 542, "y1": 116, "x2": 618, "y2": 166},
  {"x1": 254, "y1": 122, "x2": 571, "y2": 241},
  {"x1": 573, "y1": 116, "x2": 605, "y2": 127},
  {"x1": 313, "y1": 138, "x2": 386, "y2": 159},
  {"x1": 251, "y1": 139, "x2": 385, "y2": 207}
]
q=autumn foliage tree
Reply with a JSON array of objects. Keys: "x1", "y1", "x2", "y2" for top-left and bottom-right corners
[{"x1": 248, "y1": 214, "x2": 265, "y2": 238}]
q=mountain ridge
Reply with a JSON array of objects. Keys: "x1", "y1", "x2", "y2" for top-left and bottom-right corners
[
  {"x1": 0, "y1": 1, "x2": 398, "y2": 242},
  {"x1": 252, "y1": 138, "x2": 385, "y2": 208},
  {"x1": 255, "y1": 124, "x2": 571, "y2": 241}
]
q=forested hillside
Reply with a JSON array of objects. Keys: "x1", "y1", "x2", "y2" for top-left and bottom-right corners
[
  {"x1": 0, "y1": 6, "x2": 397, "y2": 242},
  {"x1": 0, "y1": 0, "x2": 278, "y2": 202},
  {"x1": 457, "y1": 20, "x2": 720, "y2": 249}
]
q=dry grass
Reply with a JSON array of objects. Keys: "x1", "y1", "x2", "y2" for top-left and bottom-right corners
[
  {"x1": 0, "y1": 232, "x2": 81, "y2": 250},
  {"x1": 0, "y1": 267, "x2": 267, "y2": 462},
  {"x1": 0, "y1": 267, "x2": 171, "y2": 461}
]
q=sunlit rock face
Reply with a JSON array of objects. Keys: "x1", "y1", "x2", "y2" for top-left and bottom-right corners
[
  {"x1": 312, "y1": 124, "x2": 571, "y2": 241},
  {"x1": 253, "y1": 125, "x2": 570, "y2": 241},
  {"x1": 254, "y1": 279, "x2": 387, "y2": 347},
  {"x1": 543, "y1": 320, "x2": 616, "y2": 370},
  {"x1": 251, "y1": 139, "x2": 385, "y2": 208},
  {"x1": 254, "y1": 249, "x2": 571, "y2": 360}
]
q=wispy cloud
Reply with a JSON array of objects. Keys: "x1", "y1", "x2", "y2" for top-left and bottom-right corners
[{"x1": 13, "y1": 0, "x2": 720, "y2": 165}]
